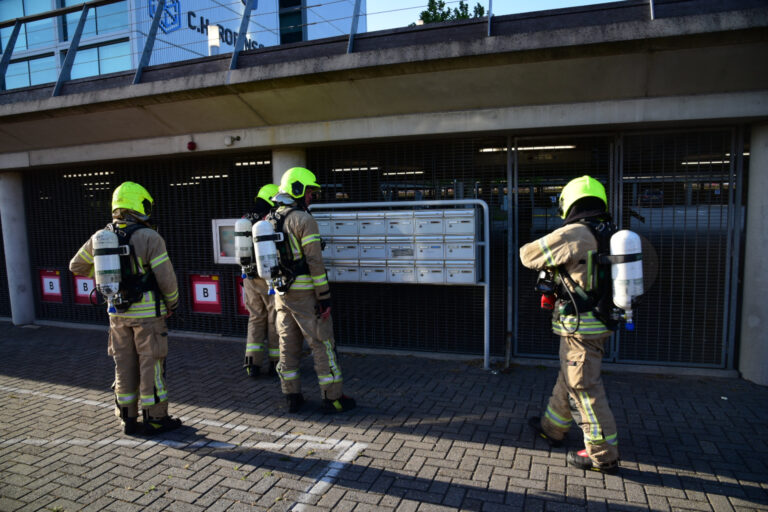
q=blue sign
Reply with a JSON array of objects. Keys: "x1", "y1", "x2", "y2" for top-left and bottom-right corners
[{"x1": 149, "y1": 0, "x2": 183, "y2": 34}]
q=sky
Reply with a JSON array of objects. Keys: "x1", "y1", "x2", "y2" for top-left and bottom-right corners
[{"x1": 364, "y1": 0, "x2": 615, "y2": 32}]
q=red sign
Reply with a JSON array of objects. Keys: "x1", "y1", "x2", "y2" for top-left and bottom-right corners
[
  {"x1": 40, "y1": 270, "x2": 63, "y2": 303},
  {"x1": 189, "y1": 274, "x2": 221, "y2": 314},
  {"x1": 73, "y1": 276, "x2": 95, "y2": 305},
  {"x1": 235, "y1": 276, "x2": 248, "y2": 316}
]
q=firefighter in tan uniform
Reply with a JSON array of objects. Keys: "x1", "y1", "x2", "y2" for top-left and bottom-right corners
[
  {"x1": 243, "y1": 184, "x2": 280, "y2": 378},
  {"x1": 269, "y1": 167, "x2": 356, "y2": 414},
  {"x1": 519, "y1": 176, "x2": 619, "y2": 473},
  {"x1": 69, "y1": 182, "x2": 182, "y2": 436}
]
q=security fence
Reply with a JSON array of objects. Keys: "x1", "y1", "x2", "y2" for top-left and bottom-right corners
[{"x1": 18, "y1": 128, "x2": 747, "y2": 368}]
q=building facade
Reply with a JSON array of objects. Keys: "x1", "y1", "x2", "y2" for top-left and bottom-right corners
[{"x1": 1, "y1": 0, "x2": 767, "y2": 383}]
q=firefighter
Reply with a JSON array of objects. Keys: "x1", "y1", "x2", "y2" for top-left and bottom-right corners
[
  {"x1": 268, "y1": 167, "x2": 356, "y2": 414},
  {"x1": 243, "y1": 184, "x2": 280, "y2": 378},
  {"x1": 69, "y1": 181, "x2": 182, "y2": 436},
  {"x1": 519, "y1": 175, "x2": 620, "y2": 474}
]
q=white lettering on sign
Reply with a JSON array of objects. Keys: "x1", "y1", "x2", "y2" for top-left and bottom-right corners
[
  {"x1": 195, "y1": 283, "x2": 218, "y2": 303},
  {"x1": 42, "y1": 276, "x2": 61, "y2": 295},
  {"x1": 75, "y1": 277, "x2": 94, "y2": 297}
]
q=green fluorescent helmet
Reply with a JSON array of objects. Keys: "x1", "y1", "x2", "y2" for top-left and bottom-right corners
[
  {"x1": 558, "y1": 175, "x2": 607, "y2": 219},
  {"x1": 256, "y1": 184, "x2": 279, "y2": 206},
  {"x1": 112, "y1": 181, "x2": 154, "y2": 217},
  {"x1": 279, "y1": 167, "x2": 320, "y2": 199}
]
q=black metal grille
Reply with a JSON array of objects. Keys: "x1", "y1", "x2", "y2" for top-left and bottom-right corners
[
  {"x1": 0, "y1": 213, "x2": 10, "y2": 317},
  {"x1": 617, "y1": 130, "x2": 736, "y2": 366},
  {"x1": 23, "y1": 152, "x2": 272, "y2": 335},
  {"x1": 514, "y1": 136, "x2": 614, "y2": 358},
  {"x1": 308, "y1": 137, "x2": 508, "y2": 356}
]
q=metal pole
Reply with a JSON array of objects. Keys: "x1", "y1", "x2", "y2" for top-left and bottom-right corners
[
  {"x1": 229, "y1": 0, "x2": 257, "y2": 72},
  {"x1": 0, "y1": 21, "x2": 22, "y2": 91},
  {"x1": 487, "y1": 0, "x2": 493, "y2": 37},
  {"x1": 649, "y1": 0, "x2": 655, "y2": 20},
  {"x1": 311, "y1": 199, "x2": 492, "y2": 370},
  {"x1": 133, "y1": 0, "x2": 165, "y2": 85},
  {"x1": 505, "y1": 137, "x2": 513, "y2": 368},
  {"x1": 53, "y1": 4, "x2": 90, "y2": 96},
  {"x1": 347, "y1": 0, "x2": 363, "y2": 54}
]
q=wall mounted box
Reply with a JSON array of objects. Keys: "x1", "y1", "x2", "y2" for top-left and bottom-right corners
[
  {"x1": 416, "y1": 261, "x2": 446, "y2": 284},
  {"x1": 359, "y1": 236, "x2": 386, "y2": 259},
  {"x1": 387, "y1": 262, "x2": 416, "y2": 283},
  {"x1": 445, "y1": 235, "x2": 476, "y2": 260},
  {"x1": 386, "y1": 236, "x2": 415, "y2": 259},
  {"x1": 415, "y1": 236, "x2": 444, "y2": 260},
  {"x1": 446, "y1": 261, "x2": 477, "y2": 284},
  {"x1": 332, "y1": 236, "x2": 358, "y2": 259},
  {"x1": 333, "y1": 260, "x2": 360, "y2": 282},
  {"x1": 414, "y1": 211, "x2": 444, "y2": 234},
  {"x1": 444, "y1": 209, "x2": 475, "y2": 235},
  {"x1": 314, "y1": 212, "x2": 333, "y2": 237},
  {"x1": 358, "y1": 212, "x2": 387, "y2": 235},
  {"x1": 331, "y1": 212, "x2": 358, "y2": 235},
  {"x1": 386, "y1": 211, "x2": 414, "y2": 235},
  {"x1": 360, "y1": 260, "x2": 387, "y2": 282}
]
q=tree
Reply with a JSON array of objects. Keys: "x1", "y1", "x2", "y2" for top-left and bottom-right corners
[{"x1": 417, "y1": 0, "x2": 486, "y2": 25}]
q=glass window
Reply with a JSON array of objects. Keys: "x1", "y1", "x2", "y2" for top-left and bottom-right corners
[
  {"x1": 5, "y1": 60, "x2": 30, "y2": 89},
  {"x1": 28, "y1": 53, "x2": 56, "y2": 85},
  {"x1": 23, "y1": 0, "x2": 55, "y2": 48},
  {"x1": 69, "y1": 45, "x2": 97, "y2": 79},
  {"x1": 64, "y1": 0, "x2": 97, "y2": 39},
  {"x1": 1, "y1": 1, "x2": 25, "y2": 52},
  {"x1": 98, "y1": 40, "x2": 130, "y2": 74},
  {"x1": 63, "y1": 0, "x2": 127, "y2": 40}
]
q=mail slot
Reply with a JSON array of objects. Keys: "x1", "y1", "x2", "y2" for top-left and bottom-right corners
[
  {"x1": 386, "y1": 236, "x2": 414, "y2": 259},
  {"x1": 415, "y1": 236, "x2": 444, "y2": 260},
  {"x1": 332, "y1": 236, "x2": 358, "y2": 259},
  {"x1": 416, "y1": 261, "x2": 445, "y2": 284},
  {"x1": 414, "y1": 211, "x2": 445, "y2": 234},
  {"x1": 359, "y1": 236, "x2": 386, "y2": 259},
  {"x1": 446, "y1": 261, "x2": 476, "y2": 284},
  {"x1": 358, "y1": 212, "x2": 387, "y2": 235},
  {"x1": 333, "y1": 260, "x2": 359, "y2": 282},
  {"x1": 332, "y1": 212, "x2": 358, "y2": 235},
  {"x1": 444, "y1": 209, "x2": 475, "y2": 235},
  {"x1": 445, "y1": 235, "x2": 475, "y2": 260},
  {"x1": 360, "y1": 260, "x2": 387, "y2": 283},
  {"x1": 314, "y1": 212, "x2": 333, "y2": 237},
  {"x1": 388, "y1": 262, "x2": 416, "y2": 283},
  {"x1": 386, "y1": 211, "x2": 414, "y2": 235}
]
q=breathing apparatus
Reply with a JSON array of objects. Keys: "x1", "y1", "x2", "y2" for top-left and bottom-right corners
[
  {"x1": 234, "y1": 218, "x2": 256, "y2": 278},
  {"x1": 92, "y1": 228, "x2": 128, "y2": 313},
  {"x1": 253, "y1": 219, "x2": 285, "y2": 295},
  {"x1": 538, "y1": 176, "x2": 644, "y2": 332}
]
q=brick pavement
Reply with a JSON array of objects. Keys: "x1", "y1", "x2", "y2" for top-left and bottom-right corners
[{"x1": 0, "y1": 321, "x2": 767, "y2": 511}]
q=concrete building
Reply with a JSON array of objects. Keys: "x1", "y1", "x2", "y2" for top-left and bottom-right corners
[{"x1": 1, "y1": 0, "x2": 767, "y2": 385}]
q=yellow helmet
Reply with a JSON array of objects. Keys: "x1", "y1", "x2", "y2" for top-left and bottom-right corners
[
  {"x1": 558, "y1": 175, "x2": 607, "y2": 219},
  {"x1": 112, "y1": 181, "x2": 154, "y2": 217},
  {"x1": 256, "y1": 184, "x2": 279, "y2": 206},
  {"x1": 279, "y1": 167, "x2": 320, "y2": 199}
]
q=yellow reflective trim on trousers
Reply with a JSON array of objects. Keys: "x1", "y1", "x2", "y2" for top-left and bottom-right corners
[
  {"x1": 322, "y1": 340, "x2": 343, "y2": 383},
  {"x1": 579, "y1": 391, "x2": 601, "y2": 441},
  {"x1": 154, "y1": 360, "x2": 168, "y2": 402}
]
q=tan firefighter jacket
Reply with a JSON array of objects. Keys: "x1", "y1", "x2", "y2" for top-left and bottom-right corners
[
  {"x1": 519, "y1": 222, "x2": 611, "y2": 338},
  {"x1": 69, "y1": 219, "x2": 179, "y2": 319},
  {"x1": 275, "y1": 205, "x2": 330, "y2": 301}
]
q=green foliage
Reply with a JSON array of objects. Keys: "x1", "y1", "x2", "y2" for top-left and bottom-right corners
[{"x1": 418, "y1": 0, "x2": 486, "y2": 24}]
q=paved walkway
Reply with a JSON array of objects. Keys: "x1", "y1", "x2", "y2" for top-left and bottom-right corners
[{"x1": 0, "y1": 322, "x2": 767, "y2": 512}]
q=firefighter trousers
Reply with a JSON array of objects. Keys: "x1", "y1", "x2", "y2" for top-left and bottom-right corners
[
  {"x1": 243, "y1": 278, "x2": 279, "y2": 368},
  {"x1": 274, "y1": 290, "x2": 343, "y2": 400},
  {"x1": 540, "y1": 334, "x2": 619, "y2": 466},
  {"x1": 108, "y1": 316, "x2": 170, "y2": 421}
]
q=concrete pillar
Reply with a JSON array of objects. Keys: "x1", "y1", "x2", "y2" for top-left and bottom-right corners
[
  {"x1": 271, "y1": 148, "x2": 307, "y2": 185},
  {"x1": 0, "y1": 172, "x2": 35, "y2": 325},
  {"x1": 739, "y1": 124, "x2": 768, "y2": 386}
]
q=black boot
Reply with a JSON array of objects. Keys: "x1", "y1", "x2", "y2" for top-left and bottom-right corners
[
  {"x1": 286, "y1": 393, "x2": 305, "y2": 413},
  {"x1": 245, "y1": 365, "x2": 260, "y2": 378},
  {"x1": 142, "y1": 411, "x2": 183, "y2": 436},
  {"x1": 121, "y1": 417, "x2": 139, "y2": 436},
  {"x1": 268, "y1": 361, "x2": 278, "y2": 377},
  {"x1": 321, "y1": 395, "x2": 356, "y2": 414},
  {"x1": 528, "y1": 416, "x2": 563, "y2": 447},
  {"x1": 567, "y1": 449, "x2": 619, "y2": 474}
]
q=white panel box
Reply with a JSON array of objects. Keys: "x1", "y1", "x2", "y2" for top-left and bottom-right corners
[
  {"x1": 321, "y1": 239, "x2": 334, "y2": 260},
  {"x1": 386, "y1": 237, "x2": 415, "y2": 259},
  {"x1": 388, "y1": 263, "x2": 416, "y2": 283},
  {"x1": 314, "y1": 212, "x2": 333, "y2": 237},
  {"x1": 332, "y1": 236, "x2": 358, "y2": 259},
  {"x1": 358, "y1": 212, "x2": 387, "y2": 235},
  {"x1": 360, "y1": 261, "x2": 387, "y2": 283},
  {"x1": 359, "y1": 236, "x2": 386, "y2": 259},
  {"x1": 333, "y1": 260, "x2": 360, "y2": 282},
  {"x1": 414, "y1": 211, "x2": 444, "y2": 234},
  {"x1": 445, "y1": 236, "x2": 476, "y2": 260},
  {"x1": 415, "y1": 236, "x2": 444, "y2": 260},
  {"x1": 331, "y1": 212, "x2": 358, "y2": 235},
  {"x1": 446, "y1": 261, "x2": 477, "y2": 284},
  {"x1": 416, "y1": 262, "x2": 445, "y2": 284},
  {"x1": 386, "y1": 211, "x2": 414, "y2": 235},
  {"x1": 444, "y1": 209, "x2": 476, "y2": 235}
]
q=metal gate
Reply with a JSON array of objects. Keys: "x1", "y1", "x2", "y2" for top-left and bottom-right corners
[
  {"x1": 23, "y1": 152, "x2": 272, "y2": 336},
  {"x1": 511, "y1": 130, "x2": 743, "y2": 368}
]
